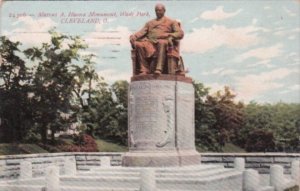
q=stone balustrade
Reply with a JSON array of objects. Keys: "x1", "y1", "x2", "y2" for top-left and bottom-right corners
[
  {"x1": 201, "y1": 153, "x2": 300, "y2": 174},
  {"x1": 0, "y1": 152, "x2": 299, "y2": 179},
  {"x1": 0, "y1": 152, "x2": 122, "y2": 179},
  {"x1": 0, "y1": 156, "x2": 299, "y2": 191}
]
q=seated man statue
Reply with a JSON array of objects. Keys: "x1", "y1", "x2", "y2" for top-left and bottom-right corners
[{"x1": 130, "y1": 3, "x2": 184, "y2": 75}]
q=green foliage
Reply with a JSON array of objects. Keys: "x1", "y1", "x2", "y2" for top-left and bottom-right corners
[
  {"x1": 0, "y1": 36, "x2": 34, "y2": 143},
  {"x1": 91, "y1": 80, "x2": 129, "y2": 145},
  {"x1": 193, "y1": 81, "x2": 218, "y2": 151},
  {"x1": 194, "y1": 82, "x2": 245, "y2": 152},
  {"x1": 23, "y1": 30, "x2": 87, "y2": 144},
  {"x1": 245, "y1": 129, "x2": 275, "y2": 152},
  {"x1": 242, "y1": 102, "x2": 300, "y2": 152},
  {"x1": 206, "y1": 87, "x2": 244, "y2": 147}
]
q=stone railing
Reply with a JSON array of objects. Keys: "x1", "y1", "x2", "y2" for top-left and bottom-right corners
[
  {"x1": 201, "y1": 153, "x2": 300, "y2": 174},
  {"x1": 0, "y1": 152, "x2": 299, "y2": 179},
  {"x1": 1, "y1": 156, "x2": 299, "y2": 191},
  {"x1": 0, "y1": 152, "x2": 123, "y2": 179}
]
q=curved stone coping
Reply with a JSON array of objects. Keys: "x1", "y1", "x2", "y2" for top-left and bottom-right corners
[
  {"x1": 0, "y1": 152, "x2": 124, "y2": 159},
  {"x1": 201, "y1": 153, "x2": 300, "y2": 157},
  {"x1": 131, "y1": 74, "x2": 193, "y2": 84},
  {"x1": 200, "y1": 153, "x2": 300, "y2": 174},
  {"x1": 0, "y1": 152, "x2": 299, "y2": 160}
]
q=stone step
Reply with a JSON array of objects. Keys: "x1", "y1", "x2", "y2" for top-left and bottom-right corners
[
  {"x1": 60, "y1": 187, "x2": 139, "y2": 191},
  {"x1": 1, "y1": 165, "x2": 243, "y2": 191},
  {"x1": 90, "y1": 164, "x2": 221, "y2": 173},
  {"x1": 69, "y1": 170, "x2": 241, "y2": 187},
  {"x1": 0, "y1": 185, "x2": 42, "y2": 191},
  {"x1": 3, "y1": 169, "x2": 241, "y2": 188},
  {"x1": 78, "y1": 171, "x2": 140, "y2": 177},
  {"x1": 159, "y1": 170, "x2": 242, "y2": 183},
  {"x1": 0, "y1": 185, "x2": 139, "y2": 191},
  {"x1": 158, "y1": 171, "x2": 243, "y2": 191},
  {"x1": 78, "y1": 167, "x2": 232, "y2": 179},
  {"x1": 157, "y1": 168, "x2": 233, "y2": 178},
  {"x1": 61, "y1": 176, "x2": 140, "y2": 188}
]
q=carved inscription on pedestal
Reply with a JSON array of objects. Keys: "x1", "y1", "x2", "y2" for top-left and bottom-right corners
[
  {"x1": 129, "y1": 81, "x2": 176, "y2": 149},
  {"x1": 134, "y1": 96, "x2": 158, "y2": 144},
  {"x1": 135, "y1": 96, "x2": 158, "y2": 123}
]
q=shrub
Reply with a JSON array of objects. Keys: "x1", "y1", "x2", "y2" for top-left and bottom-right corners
[
  {"x1": 61, "y1": 134, "x2": 98, "y2": 152},
  {"x1": 245, "y1": 129, "x2": 275, "y2": 152}
]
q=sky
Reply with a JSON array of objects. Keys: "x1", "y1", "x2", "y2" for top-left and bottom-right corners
[{"x1": 0, "y1": 0, "x2": 299, "y2": 103}]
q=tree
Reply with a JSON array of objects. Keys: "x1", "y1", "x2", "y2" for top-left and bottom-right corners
[
  {"x1": 193, "y1": 81, "x2": 219, "y2": 151},
  {"x1": 0, "y1": 36, "x2": 34, "y2": 142},
  {"x1": 85, "y1": 80, "x2": 129, "y2": 145},
  {"x1": 24, "y1": 30, "x2": 87, "y2": 144},
  {"x1": 109, "y1": 80, "x2": 129, "y2": 145},
  {"x1": 205, "y1": 86, "x2": 244, "y2": 150},
  {"x1": 80, "y1": 80, "x2": 113, "y2": 137},
  {"x1": 242, "y1": 102, "x2": 300, "y2": 152},
  {"x1": 71, "y1": 54, "x2": 100, "y2": 108},
  {"x1": 70, "y1": 53, "x2": 104, "y2": 137},
  {"x1": 245, "y1": 129, "x2": 275, "y2": 152}
]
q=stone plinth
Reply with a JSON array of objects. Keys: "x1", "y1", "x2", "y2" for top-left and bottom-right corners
[{"x1": 122, "y1": 75, "x2": 200, "y2": 167}]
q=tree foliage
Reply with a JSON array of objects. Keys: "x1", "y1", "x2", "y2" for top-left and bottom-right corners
[
  {"x1": 242, "y1": 102, "x2": 300, "y2": 152},
  {"x1": 245, "y1": 129, "x2": 275, "y2": 152},
  {"x1": 194, "y1": 83, "x2": 245, "y2": 151},
  {"x1": 23, "y1": 30, "x2": 87, "y2": 144},
  {"x1": 194, "y1": 81, "x2": 219, "y2": 151},
  {"x1": 0, "y1": 36, "x2": 33, "y2": 142}
]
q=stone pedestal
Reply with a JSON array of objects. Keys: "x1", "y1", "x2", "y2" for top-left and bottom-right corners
[{"x1": 122, "y1": 75, "x2": 200, "y2": 167}]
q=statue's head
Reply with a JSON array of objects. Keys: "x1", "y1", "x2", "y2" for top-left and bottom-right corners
[{"x1": 155, "y1": 3, "x2": 166, "y2": 19}]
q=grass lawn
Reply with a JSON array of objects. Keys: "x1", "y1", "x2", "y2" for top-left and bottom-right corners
[
  {"x1": 61, "y1": 137, "x2": 128, "y2": 152},
  {"x1": 221, "y1": 143, "x2": 246, "y2": 153},
  {"x1": 197, "y1": 143, "x2": 246, "y2": 153},
  {"x1": 0, "y1": 144, "x2": 48, "y2": 155},
  {"x1": 95, "y1": 139, "x2": 128, "y2": 152},
  {"x1": 0, "y1": 140, "x2": 243, "y2": 155}
]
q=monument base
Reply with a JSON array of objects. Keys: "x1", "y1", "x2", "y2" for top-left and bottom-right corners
[
  {"x1": 122, "y1": 150, "x2": 201, "y2": 167},
  {"x1": 124, "y1": 75, "x2": 200, "y2": 167}
]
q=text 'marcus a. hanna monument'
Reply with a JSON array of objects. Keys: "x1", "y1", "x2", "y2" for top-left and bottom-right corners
[{"x1": 122, "y1": 3, "x2": 201, "y2": 167}]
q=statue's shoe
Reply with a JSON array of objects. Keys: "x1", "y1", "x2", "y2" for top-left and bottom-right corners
[
  {"x1": 139, "y1": 72, "x2": 148, "y2": 75},
  {"x1": 154, "y1": 70, "x2": 162, "y2": 75}
]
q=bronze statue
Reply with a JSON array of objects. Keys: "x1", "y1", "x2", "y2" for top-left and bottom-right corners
[{"x1": 130, "y1": 4, "x2": 185, "y2": 76}]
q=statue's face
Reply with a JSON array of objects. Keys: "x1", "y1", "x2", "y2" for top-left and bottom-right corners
[{"x1": 155, "y1": 6, "x2": 165, "y2": 19}]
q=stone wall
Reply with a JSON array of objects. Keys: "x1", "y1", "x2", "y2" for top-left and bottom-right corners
[
  {"x1": 0, "y1": 152, "x2": 299, "y2": 179},
  {"x1": 201, "y1": 153, "x2": 300, "y2": 174},
  {"x1": 0, "y1": 152, "x2": 122, "y2": 179}
]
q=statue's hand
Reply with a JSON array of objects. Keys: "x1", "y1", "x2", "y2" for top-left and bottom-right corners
[
  {"x1": 130, "y1": 35, "x2": 137, "y2": 43},
  {"x1": 157, "y1": 33, "x2": 170, "y2": 39},
  {"x1": 168, "y1": 36, "x2": 174, "y2": 47},
  {"x1": 130, "y1": 35, "x2": 137, "y2": 48}
]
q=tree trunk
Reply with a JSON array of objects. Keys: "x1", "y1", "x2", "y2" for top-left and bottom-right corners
[
  {"x1": 51, "y1": 127, "x2": 55, "y2": 144},
  {"x1": 40, "y1": 124, "x2": 47, "y2": 144}
]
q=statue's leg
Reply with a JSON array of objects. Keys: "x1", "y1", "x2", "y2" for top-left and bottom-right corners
[
  {"x1": 155, "y1": 40, "x2": 168, "y2": 74},
  {"x1": 135, "y1": 41, "x2": 150, "y2": 74}
]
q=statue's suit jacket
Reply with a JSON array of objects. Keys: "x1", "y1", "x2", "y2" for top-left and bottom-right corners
[{"x1": 133, "y1": 16, "x2": 184, "y2": 58}]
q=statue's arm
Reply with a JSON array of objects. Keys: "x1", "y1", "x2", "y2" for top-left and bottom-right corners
[
  {"x1": 170, "y1": 21, "x2": 184, "y2": 40},
  {"x1": 130, "y1": 23, "x2": 148, "y2": 41}
]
